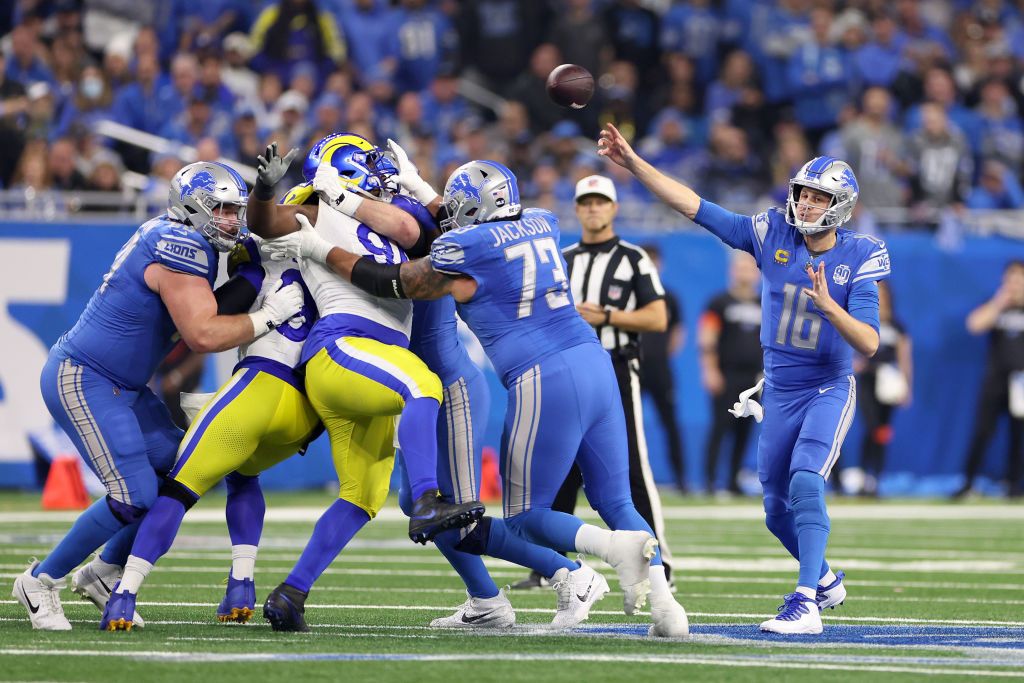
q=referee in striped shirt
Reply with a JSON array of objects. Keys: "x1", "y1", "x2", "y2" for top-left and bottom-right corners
[{"x1": 513, "y1": 174, "x2": 676, "y2": 587}]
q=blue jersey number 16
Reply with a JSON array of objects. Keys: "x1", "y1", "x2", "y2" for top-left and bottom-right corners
[
  {"x1": 776, "y1": 283, "x2": 822, "y2": 350},
  {"x1": 504, "y1": 237, "x2": 571, "y2": 319}
]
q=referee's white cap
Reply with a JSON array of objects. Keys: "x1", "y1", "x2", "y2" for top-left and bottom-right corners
[{"x1": 574, "y1": 175, "x2": 617, "y2": 203}]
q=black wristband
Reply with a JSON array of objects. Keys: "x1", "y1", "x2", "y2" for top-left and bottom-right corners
[
  {"x1": 351, "y1": 258, "x2": 407, "y2": 299},
  {"x1": 253, "y1": 178, "x2": 275, "y2": 201}
]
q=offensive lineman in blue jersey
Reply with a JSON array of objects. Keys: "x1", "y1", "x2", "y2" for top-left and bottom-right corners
[
  {"x1": 13, "y1": 162, "x2": 305, "y2": 631},
  {"x1": 265, "y1": 160, "x2": 690, "y2": 637},
  {"x1": 598, "y1": 123, "x2": 890, "y2": 634},
  {"x1": 379, "y1": 142, "x2": 604, "y2": 628}
]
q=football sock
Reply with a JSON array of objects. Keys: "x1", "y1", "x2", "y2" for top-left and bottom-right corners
[
  {"x1": 790, "y1": 470, "x2": 831, "y2": 591},
  {"x1": 99, "y1": 522, "x2": 140, "y2": 566},
  {"x1": 433, "y1": 528, "x2": 499, "y2": 598},
  {"x1": 286, "y1": 498, "x2": 370, "y2": 594},
  {"x1": 230, "y1": 544, "x2": 258, "y2": 581},
  {"x1": 129, "y1": 495, "x2": 186, "y2": 565},
  {"x1": 485, "y1": 517, "x2": 576, "y2": 578},
  {"x1": 597, "y1": 500, "x2": 664, "y2": 566},
  {"x1": 397, "y1": 398, "x2": 441, "y2": 500},
  {"x1": 819, "y1": 569, "x2": 838, "y2": 586},
  {"x1": 225, "y1": 472, "x2": 264, "y2": 547},
  {"x1": 35, "y1": 498, "x2": 124, "y2": 579},
  {"x1": 574, "y1": 524, "x2": 611, "y2": 558},
  {"x1": 796, "y1": 586, "x2": 817, "y2": 599},
  {"x1": 506, "y1": 508, "x2": 584, "y2": 553},
  {"x1": 765, "y1": 508, "x2": 831, "y2": 580},
  {"x1": 117, "y1": 556, "x2": 153, "y2": 594},
  {"x1": 649, "y1": 564, "x2": 673, "y2": 605}
]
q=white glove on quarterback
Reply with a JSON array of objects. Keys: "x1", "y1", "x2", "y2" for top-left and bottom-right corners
[{"x1": 728, "y1": 377, "x2": 765, "y2": 423}]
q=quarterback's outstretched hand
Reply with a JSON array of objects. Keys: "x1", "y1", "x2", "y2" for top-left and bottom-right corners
[
  {"x1": 802, "y1": 262, "x2": 838, "y2": 315},
  {"x1": 598, "y1": 123, "x2": 639, "y2": 171},
  {"x1": 249, "y1": 279, "x2": 304, "y2": 336},
  {"x1": 256, "y1": 142, "x2": 299, "y2": 189},
  {"x1": 387, "y1": 138, "x2": 439, "y2": 204},
  {"x1": 263, "y1": 214, "x2": 334, "y2": 263}
]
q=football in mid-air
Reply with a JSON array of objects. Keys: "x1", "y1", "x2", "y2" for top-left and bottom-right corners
[{"x1": 546, "y1": 64, "x2": 594, "y2": 109}]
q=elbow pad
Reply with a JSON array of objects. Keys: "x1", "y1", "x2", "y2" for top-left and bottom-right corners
[{"x1": 351, "y1": 258, "x2": 407, "y2": 299}]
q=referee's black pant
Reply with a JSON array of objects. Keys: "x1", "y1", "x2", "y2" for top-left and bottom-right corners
[{"x1": 551, "y1": 354, "x2": 675, "y2": 578}]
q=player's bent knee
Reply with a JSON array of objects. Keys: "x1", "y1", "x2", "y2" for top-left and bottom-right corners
[
  {"x1": 397, "y1": 486, "x2": 413, "y2": 517},
  {"x1": 453, "y1": 517, "x2": 491, "y2": 555},
  {"x1": 105, "y1": 495, "x2": 150, "y2": 525},
  {"x1": 159, "y1": 479, "x2": 201, "y2": 511},
  {"x1": 762, "y1": 493, "x2": 791, "y2": 518}
]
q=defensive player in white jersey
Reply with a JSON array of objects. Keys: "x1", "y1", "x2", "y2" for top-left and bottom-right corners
[{"x1": 247, "y1": 141, "x2": 484, "y2": 631}]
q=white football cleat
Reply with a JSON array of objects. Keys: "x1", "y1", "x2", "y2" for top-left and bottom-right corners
[
  {"x1": 550, "y1": 561, "x2": 610, "y2": 629},
  {"x1": 605, "y1": 530, "x2": 657, "y2": 615},
  {"x1": 12, "y1": 560, "x2": 72, "y2": 631},
  {"x1": 649, "y1": 598, "x2": 689, "y2": 638},
  {"x1": 816, "y1": 570, "x2": 846, "y2": 611},
  {"x1": 760, "y1": 593, "x2": 823, "y2": 635},
  {"x1": 429, "y1": 590, "x2": 515, "y2": 629},
  {"x1": 71, "y1": 557, "x2": 145, "y2": 628}
]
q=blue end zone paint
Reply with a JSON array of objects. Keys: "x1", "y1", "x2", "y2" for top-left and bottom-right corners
[{"x1": 579, "y1": 623, "x2": 1024, "y2": 651}]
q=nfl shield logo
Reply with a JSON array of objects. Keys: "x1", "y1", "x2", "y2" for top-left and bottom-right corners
[
  {"x1": 833, "y1": 264, "x2": 851, "y2": 286},
  {"x1": 608, "y1": 285, "x2": 623, "y2": 300}
]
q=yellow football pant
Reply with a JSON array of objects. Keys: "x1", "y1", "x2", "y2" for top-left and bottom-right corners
[
  {"x1": 171, "y1": 369, "x2": 320, "y2": 496},
  {"x1": 305, "y1": 337, "x2": 442, "y2": 517}
]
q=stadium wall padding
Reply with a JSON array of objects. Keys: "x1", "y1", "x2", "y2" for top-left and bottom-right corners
[{"x1": 1, "y1": 220, "x2": 1022, "y2": 495}]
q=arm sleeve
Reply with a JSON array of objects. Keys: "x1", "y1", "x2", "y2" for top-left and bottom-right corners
[
  {"x1": 847, "y1": 278, "x2": 880, "y2": 332},
  {"x1": 213, "y1": 274, "x2": 261, "y2": 315},
  {"x1": 633, "y1": 249, "x2": 666, "y2": 307},
  {"x1": 692, "y1": 199, "x2": 764, "y2": 262}
]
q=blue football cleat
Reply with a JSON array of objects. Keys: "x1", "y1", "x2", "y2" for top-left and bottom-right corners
[
  {"x1": 217, "y1": 575, "x2": 256, "y2": 623},
  {"x1": 408, "y1": 489, "x2": 485, "y2": 544},
  {"x1": 263, "y1": 582, "x2": 310, "y2": 632},
  {"x1": 816, "y1": 570, "x2": 846, "y2": 610},
  {"x1": 100, "y1": 583, "x2": 137, "y2": 632}
]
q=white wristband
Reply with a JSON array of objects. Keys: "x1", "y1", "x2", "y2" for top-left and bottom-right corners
[
  {"x1": 335, "y1": 191, "x2": 364, "y2": 217},
  {"x1": 408, "y1": 180, "x2": 439, "y2": 205},
  {"x1": 308, "y1": 239, "x2": 333, "y2": 264},
  {"x1": 248, "y1": 310, "x2": 274, "y2": 337}
]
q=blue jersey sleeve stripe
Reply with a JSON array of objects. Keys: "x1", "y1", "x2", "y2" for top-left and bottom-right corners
[{"x1": 157, "y1": 252, "x2": 211, "y2": 275}]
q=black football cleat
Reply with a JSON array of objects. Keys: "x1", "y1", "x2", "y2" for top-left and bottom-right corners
[
  {"x1": 263, "y1": 582, "x2": 310, "y2": 632},
  {"x1": 408, "y1": 489, "x2": 485, "y2": 544}
]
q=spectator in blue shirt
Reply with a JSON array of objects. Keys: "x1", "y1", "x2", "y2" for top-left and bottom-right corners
[
  {"x1": 705, "y1": 49, "x2": 758, "y2": 125},
  {"x1": 853, "y1": 12, "x2": 907, "y2": 89},
  {"x1": 158, "y1": 95, "x2": 233, "y2": 151},
  {"x1": 111, "y1": 53, "x2": 169, "y2": 135},
  {"x1": 975, "y1": 79, "x2": 1024, "y2": 171},
  {"x1": 419, "y1": 69, "x2": 469, "y2": 143},
  {"x1": 746, "y1": 0, "x2": 810, "y2": 105},
  {"x1": 5, "y1": 24, "x2": 54, "y2": 86},
  {"x1": 966, "y1": 160, "x2": 1024, "y2": 210},
  {"x1": 393, "y1": 0, "x2": 458, "y2": 94},
  {"x1": 604, "y1": 0, "x2": 661, "y2": 92},
  {"x1": 196, "y1": 53, "x2": 237, "y2": 116},
  {"x1": 786, "y1": 7, "x2": 853, "y2": 144},
  {"x1": 339, "y1": 0, "x2": 401, "y2": 87},
  {"x1": 154, "y1": 54, "x2": 201, "y2": 134},
  {"x1": 52, "y1": 65, "x2": 115, "y2": 140},
  {"x1": 660, "y1": 0, "x2": 722, "y2": 87}
]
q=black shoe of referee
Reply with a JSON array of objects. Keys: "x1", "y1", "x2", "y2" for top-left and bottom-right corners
[{"x1": 408, "y1": 489, "x2": 485, "y2": 544}]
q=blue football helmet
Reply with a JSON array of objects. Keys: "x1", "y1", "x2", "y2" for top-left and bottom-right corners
[
  {"x1": 302, "y1": 132, "x2": 376, "y2": 182},
  {"x1": 440, "y1": 160, "x2": 521, "y2": 232},
  {"x1": 167, "y1": 161, "x2": 249, "y2": 252}
]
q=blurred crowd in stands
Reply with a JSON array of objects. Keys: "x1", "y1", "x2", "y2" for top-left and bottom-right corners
[{"x1": 1, "y1": 0, "x2": 1024, "y2": 228}]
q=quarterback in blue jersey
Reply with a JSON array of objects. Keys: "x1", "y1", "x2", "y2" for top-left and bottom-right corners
[
  {"x1": 13, "y1": 161, "x2": 305, "y2": 631},
  {"x1": 598, "y1": 122, "x2": 890, "y2": 634},
  {"x1": 265, "y1": 159, "x2": 690, "y2": 637}
]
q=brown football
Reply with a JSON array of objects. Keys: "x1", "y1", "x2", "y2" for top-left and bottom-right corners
[{"x1": 546, "y1": 64, "x2": 595, "y2": 109}]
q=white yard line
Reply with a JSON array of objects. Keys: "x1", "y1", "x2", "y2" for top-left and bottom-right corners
[{"x1": 0, "y1": 648, "x2": 1020, "y2": 677}]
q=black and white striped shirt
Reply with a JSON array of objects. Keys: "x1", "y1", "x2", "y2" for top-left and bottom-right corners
[{"x1": 563, "y1": 236, "x2": 665, "y2": 359}]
